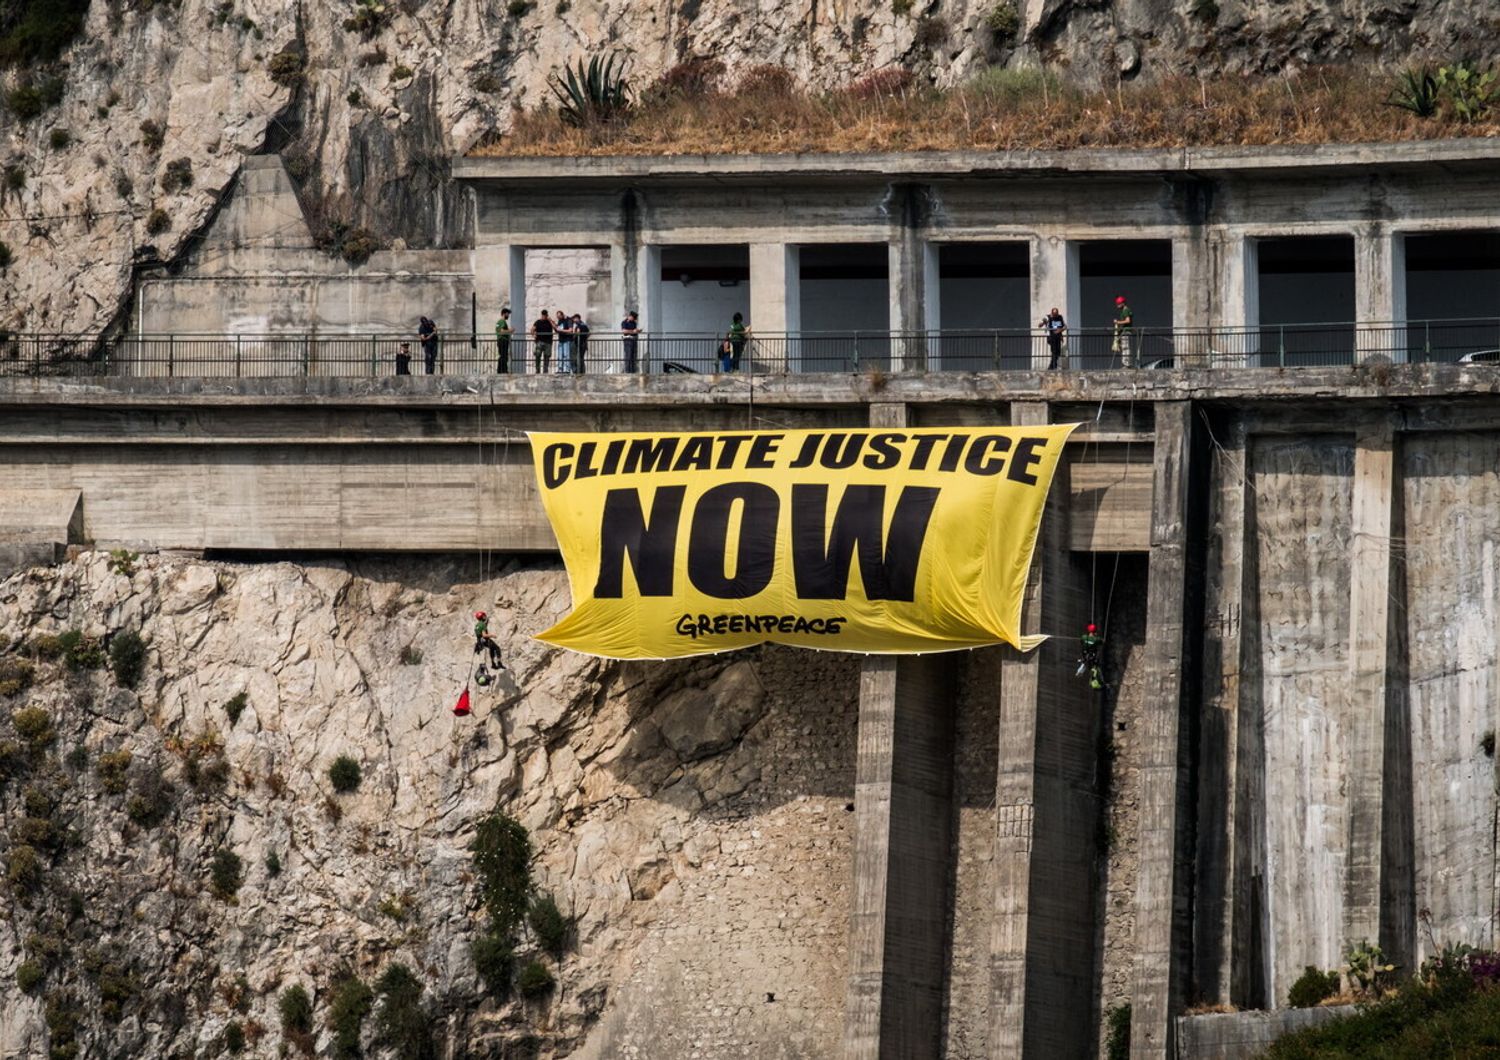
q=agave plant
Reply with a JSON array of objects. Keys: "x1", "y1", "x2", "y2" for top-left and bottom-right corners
[
  {"x1": 1387, "y1": 66, "x2": 1440, "y2": 118},
  {"x1": 548, "y1": 54, "x2": 631, "y2": 127}
]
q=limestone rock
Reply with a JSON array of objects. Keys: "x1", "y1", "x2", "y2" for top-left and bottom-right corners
[{"x1": 654, "y1": 661, "x2": 767, "y2": 762}]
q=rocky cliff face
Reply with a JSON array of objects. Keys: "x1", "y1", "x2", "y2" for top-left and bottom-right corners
[
  {"x1": 0, "y1": 551, "x2": 859, "y2": 1058},
  {"x1": 0, "y1": 0, "x2": 1490, "y2": 336}
]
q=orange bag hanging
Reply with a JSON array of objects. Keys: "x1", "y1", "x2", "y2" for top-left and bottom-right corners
[{"x1": 453, "y1": 687, "x2": 472, "y2": 717}]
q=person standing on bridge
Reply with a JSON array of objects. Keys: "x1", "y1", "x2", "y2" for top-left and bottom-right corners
[
  {"x1": 621, "y1": 309, "x2": 641, "y2": 373},
  {"x1": 395, "y1": 341, "x2": 412, "y2": 376},
  {"x1": 418, "y1": 316, "x2": 439, "y2": 374},
  {"x1": 531, "y1": 310, "x2": 554, "y2": 373},
  {"x1": 725, "y1": 312, "x2": 750, "y2": 372},
  {"x1": 1040, "y1": 306, "x2": 1068, "y2": 370},
  {"x1": 495, "y1": 307, "x2": 512, "y2": 374},
  {"x1": 1111, "y1": 295, "x2": 1134, "y2": 368}
]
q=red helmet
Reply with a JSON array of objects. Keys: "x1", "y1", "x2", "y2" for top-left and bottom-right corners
[
  {"x1": 1087, "y1": 623, "x2": 1097, "y2": 634},
  {"x1": 474, "y1": 610, "x2": 487, "y2": 620},
  {"x1": 1114, "y1": 296, "x2": 1126, "y2": 305}
]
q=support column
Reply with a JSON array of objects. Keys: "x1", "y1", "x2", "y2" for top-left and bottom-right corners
[
  {"x1": 844, "y1": 400, "x2": 957, "y2": 1060},
  {"x1": 1130, "y1": 401, "x2": 1197, "y2": 1060},
  {"x1": 1030, "y1": 236, "x2": 1079, "y2": 370},
  {"x1": 1343, "y1": 419, "x2": 1398, "y2": 951},
  {"x1": 888, "y1": 234, "x2": 937, "y2": 372},
  {"x1": 1355, "y1": 225, "x2": 1407, "y2": 362},
  {"x1": 475, "y1": 245, "x2": 526, "y2": 323},
  {"x1": 1173, "y1": 233, "x2": 1212, "y2": 366},
  {"x1": 637, "y1": 244, "x2": 661, "y2": 370},
  {"x1": 1192, "y1": 419, "x2": 1258, "y2": 1007},
  {"x1": 989, "y1": 402, "x2": 1100, "y2": 1059},
  {"x1": 609, "y1": 241, "x2": 630, "y2": 342},
  {"x1": 750, "y1": 243, "x2": 800, "y2": 370}
]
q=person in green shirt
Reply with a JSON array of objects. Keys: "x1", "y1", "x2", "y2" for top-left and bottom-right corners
[
  {"x1": 723, "y1": 312, "x2": 750, "y2": 372},
  {"x1": 1112, "y1": 295, "x2": 1134, "y2": 368},
  {"x1": 494, "y1": 308, "x2": 512, "y2": 373}
]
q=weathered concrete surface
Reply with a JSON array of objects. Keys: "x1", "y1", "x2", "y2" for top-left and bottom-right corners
[
  {"x1": 1177, "y1": 1006, "x2": 1355, "y2": 1060},
  {"x1": 1400, "y1": 431, "x2": 1500, "y2": 963},
  {"x1": 135, "y1": 158, "x2": 475, "y2": 339},
  {"x1": 1248, "y1": 433, "x2": 1355, "y2": 1005}
]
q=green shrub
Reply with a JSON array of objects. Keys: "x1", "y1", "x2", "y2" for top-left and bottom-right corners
[
  {"x1": 374, "y1": 963, "x2": 433, "y2": 1060},
  {"x1": 3, "y1": 75, "x2": 62, "y2": 120},
  {"x1": 7, "y1": 842, "x2": 42, "y2": 890},
  {"x1": 0, "y1": 739, "x2": 22, "y2": 785},
  {"x1": 106, "y1": 548, "x2": 137, "y2": 576},
  {"x1": 125, "y1": 763, "x2": 173, "y2": 827},
  {"x1": 265, "y1": 849, "x2": 282, "y2": 877},
  {"x1": 279, "y1": 982, "x2": 313, "y2": 1033},
  {"x1": 506, "y1": 0, "x2": 532, "y2": 14},
  {"x1": 210, "y1": 848, "x2": 243, "y2": 899},
  {"x1": 342, "y1": 0, "x2": 390, "y2": 38},
  {"x1": 108, "y1": 630, "x2": 146, "y2": 688},
  {"x1": 139, "y1": 118, "x2": 164, "y2": 152},
  {"x1": 145, "y1": 208, "x2": 171, "y2": 235},
  {"x1": 47, "y1": 127, "x2": 69, "y2": 150},
  {"x1": 984, "y1": 0, "x2": 1020, "y2": 40},
  {"x1": 12, "y1": 706, "x2": 54, "y2": 748},
  {"x1": 329, "y1": 755, "x2": 362, "y2": 793},
  {"x1": 268, "y1": 48, "x2": 305, "y2": 88},
  {"x1": 0, "y1": 656, "x2": 34, "y2": 696},
  {"x1": 3, "y1": 163, "x2": 25, "y2": 191},
  {"x1": 57, "y1": 629, "x2": 102, "y2": 670},
  {"x1": 391, "y1": 62, "x2": 413, "y2": 81},
  {"x1": 223, "y1": 1020, "x2": 245, "y2": 1053},
  {"x1": 225, "y1": 691, "x2": 248, "y2": 725},
  {"x1": 516, "y1": 959, "x2": 554, "y2": 998},
  {"x1": 472, "y1": 931, "x2": 514, "y2": 998},
  {"x1": 95, "y1": 749, "x2": 132, "y2": 791},
  {"x1": 30, "y1": 634, "x2": 64, "y2": 660},
  {"x1": 95, "y1": 961, "x2": 138, "y2": 1022},
  {"x1": 547, "y1": 54, "x2": 630, "y2": 128},
  {"x1": 1437, "y1": 61, "x2": 1496, "y2": 123},
  {"x1": 161, "y1": 156, "x2": 192, "y2": 192},
  {"x1": 472, "y1": 811, "x2": 532, "y2": 934},
  {"x1": 65, "y1": 744, "x2": 87, "y2": 770},
  {"x1": 0, "y1": 0, "x2": 90, "y2": 67},
  {"x1": 44, "y1": 992, "x2": 80, "y2": 1060},
  {"x1": 528, "y1": 892, "x2": 570, "y2": 957},
  {"x1": 398, "y1": 645, "x2": 423, "y2": 665},
  {"x1": 16, "y1": 959, "x2": 43, "y2": 992},
  {"x1": 1288, "y1": 965, "x2": 1340, "y2": 1008},
  {"x1": 378, "y1": 891, "x2": 414, "y2": 921},
  {"x1": 0, "y1": 240, "x2": 11, "y2": 270},
  {"x1": 1104, "y1": 1002, "x2": 1131, "y2": 1060},
  {"x1": 329, "y1": 975, "x2": 374, "y2": 1060}
]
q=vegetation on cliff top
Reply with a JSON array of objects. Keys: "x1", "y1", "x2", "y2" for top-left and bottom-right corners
[{"x1": 479, "y1": 63, "x2": 1500, "y2": 158}]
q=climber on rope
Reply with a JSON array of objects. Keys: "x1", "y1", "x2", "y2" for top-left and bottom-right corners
[
  {"x1": 472, "y1": 610, "x2": 505, "y2": 681},
  {"x1": 1077, "y1": 623, "x2": 1105, "y2": 691}
]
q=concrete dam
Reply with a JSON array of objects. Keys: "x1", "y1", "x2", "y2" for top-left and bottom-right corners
[{"x1": 4, "y1": 140, "x2": 1500, "y2": 1059}]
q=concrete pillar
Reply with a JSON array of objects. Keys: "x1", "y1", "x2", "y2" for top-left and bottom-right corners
[
  {"x1": 750, "y1": 243, "x2": 800, "y2": 370},
  {"x1": 843, "y1": 399, "x2": 957, "y2": 1060},
  {"x1": 1192, "y1": 419, "x2": 1262, "y2": 1008},
  {"x1": 989, "y1": 401, "x2": 1100, "y2": 1059},
  {"x1": 1355, "y1": 226, "x2": 1407, "y2": 362},
  {"x1": 888, "y1": 235, "x2": 937, "y2": 371},
  {"x1": 1030, "y1": 236, "x2": 1080, "y2": 370},
  {"x1": 1173, "y1": 233, "x2": 1212, "y2": 366},
  {"x1": 476, "y1": 245, "x2": 526, "y2": 323},
  {"x1": 1130, "y1": 401, "x2": 1197, "y2": 1060},
  {"x1": 609, "y1": 241, "x2": 630, "y2": 336},
  {"x1": 1342, "y1": 419, "x2": 1398, "y2": 952},
  {"x1": 637, "y1": 244, "x2": 661, "y2": 370}
]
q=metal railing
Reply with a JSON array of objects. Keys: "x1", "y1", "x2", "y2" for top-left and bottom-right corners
[{"x1": 2, "y1": 320, "x2": 1498, "y2": 378}]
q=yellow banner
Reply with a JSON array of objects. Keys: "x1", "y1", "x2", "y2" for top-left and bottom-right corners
[{"x1": 530, "y1": 425, "x2": 1077, "y2": 659}]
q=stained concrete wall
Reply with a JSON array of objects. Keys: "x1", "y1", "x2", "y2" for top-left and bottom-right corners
[
  {"x1": 1247, "y1": 435, "x2": 1355, "y2": 1003},
  {"x1": 1401, "y1": 432, "x2": 1500, "y2": 960}
]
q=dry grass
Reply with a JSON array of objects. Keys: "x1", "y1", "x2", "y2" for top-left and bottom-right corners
[{"x1": 476, "y1": 65, "x2": 1500, "y2": 158}]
